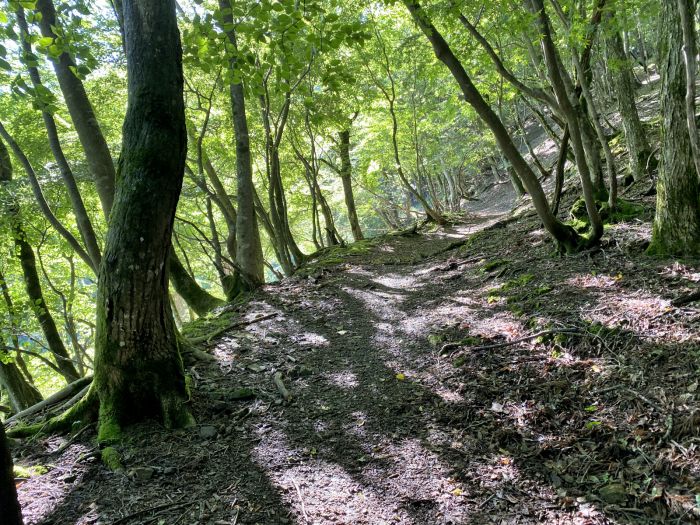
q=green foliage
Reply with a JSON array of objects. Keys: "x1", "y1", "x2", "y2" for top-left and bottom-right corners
[{"x1": 0, "y1": 0, "x2": 665, "y2": 404}]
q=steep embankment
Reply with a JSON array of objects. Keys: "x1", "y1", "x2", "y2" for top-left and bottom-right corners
[{"x1": 13, "y1": 203, "x2": 700, "y2": 524}]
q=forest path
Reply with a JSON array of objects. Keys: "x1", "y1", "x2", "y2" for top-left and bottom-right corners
[{"x1": 17, "y1": 208, "x2": 700, "y2": 525}]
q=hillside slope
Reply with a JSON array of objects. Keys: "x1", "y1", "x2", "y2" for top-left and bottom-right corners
[{"x1": 13, "y1": 203, "x2": 700, "y2": 525}]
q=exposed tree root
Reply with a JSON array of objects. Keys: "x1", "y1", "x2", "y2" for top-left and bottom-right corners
[
  {"x1": 6, "y1": 386, "x2": 98, "y2": 439},
  {"x1": 187, "y1": 312, "x2": 279, "y2": 345},
  {"x1": 5, "y1": 379, "x2": 194, "y2": 446}
]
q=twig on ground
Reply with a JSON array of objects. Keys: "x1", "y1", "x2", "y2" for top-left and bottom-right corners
[
  {"x1": 292, "y1": 478, "x2": 310, "y2": 524},
  {"x1": 671, "y1": 289, "x2": 700, "y2": 307},
  {"x1": 625, "y1": 388, "x2": 664, "y2": 412},
  {"x1": 48, "y1": 425, "x2": 91, "y2": 456},
  {"x1": 273, "y1": 372, "x2": 292, "y2": 402},
  {"x1": 110, "y1": 499, "x2": 192, "y2": 525},
  {"x1": 441, "y1": 329, "x2": 584, "y2": 356},
  {"x1": 189, "y1": 313, "x2": 279, "y2": 344}
]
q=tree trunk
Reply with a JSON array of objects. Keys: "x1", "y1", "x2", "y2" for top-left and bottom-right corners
[
  {"x1": 0, "y1": 267, "x2": 43, "y2": 412},
  {"x1": 530, "y1": 0, "x2": 604, "y2": 243},
  {"x1": 0, "y1": 361, "x2": 42, "y2": 413},
  {"x1": 604, "y1": 14, "x2": 654, "y2": 182},
  {"x1": 677, "y1": 0, "x2": 700, "y2": 180},
  {"x1": 0, "y1": 423, "x2": 23, "y2": 525},
  {"x1": 571, "y1": 52, "x2": 618, "y2": 209},
  {"x1": 507, "y1": 164, "x2": 526, "y2": 196},
  {"x1": 169, "y1": 250, "x2": 223, "y2": 316},
  {"x1": 218, "y1": 0, "x2": 265, "y2": 288},
  {"x1": 0, "y1": 269, "x2": 34, "y2": 385},
  {"x1": 92, "y1": 0, "x2": 194, "y2": 442},
  {"x1": 338, "y1": 130, "x2": 364, "y2": 241},
  {"x1": 259, "y1": 97, "x2": 304, "y2": 274},
  {"x1": 551, "y1": 125, "x2": 570, "y2": 215},
  {"x1": 0, "y1": 123, "x2": 96, "y2": 273},
  {"x1": 16, "y1": 7, "x2": 102, "y2": 269},
  {"x1": 0, "y1": 139, "x2": 80, "y2": 383},
  {"x1": 648, "y1": 0, "x2": 700, "y2": 255},
  {"x1": 35, "y1": 0, "x2": 116, "y2": 217}
]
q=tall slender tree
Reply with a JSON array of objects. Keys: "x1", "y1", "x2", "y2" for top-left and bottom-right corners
[
  {"x1": 218, "y1": 0, "x2": 265, "y2": 288},
  {"x1": 338, "y1": 128, "x2": 364, "y2": 241},
  {"x1": 0, "y1": 138, "x2": 80, "y2": 383}
]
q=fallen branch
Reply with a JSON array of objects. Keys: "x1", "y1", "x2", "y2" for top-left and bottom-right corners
[
  {"x1": 5, "y1": 375, "x2": 93, "y2": 426},
  {"x1": 51, "y1": 384, "x2": 91, "y2": 417},
  {"x1": 110, "y1": 499, "x2": 193, "y2": 525},
  {"x1": 273, "y1": 372, "x2": 292, "y2": 402},
  {"x1": 671, "y1": 289, "x2": 700, "y2": 307},
  {"x1": 188, "y1": 312, "x2": 279, "y2": 344},
  {"x1": 442, "y1": 329, "x2": 585, "y2": 356}
]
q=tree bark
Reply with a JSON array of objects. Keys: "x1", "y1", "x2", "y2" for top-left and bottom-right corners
[
  {"x1": 0, "y1": 267, "x2": 43, "y2": 413},
  {"x1": 338, "y1": 130, "x2": 364, "y2": 241},
  {"x1": 0, "y1": 360, "x2": 42, "y2": 413},
  {"x1": 648, "y1": 0, "x2": 700, "y2": 255},
  {"x1": 551, "y1": 125, "x2": 570, "y2": 216},
  {"x1": 0, "y1": 423, "x2": 23, "y2": 525},
  {"x1": 169, "y1": 249, "x2": 224, "y2": 316},
  {"x1": 16, "y1": 7, "x2": 102, "y2": 270},
  {"x1": 677, "y1": 0, "x2": 700, "y2": 180},
  {"x1": 218, "y1": 0, "x2": 265, "y2": 288},
  {"x1": 259, "y1": 95, "x2": 304, "y2": 274},
  {"x1": 92, "y1": 0, "x2": 194, "y2": 442},
  {"x1": 530, "y1": 0, "x2": 604, "y2": 242},
  {"x1": 604, "y1": 10, "x2": 654, "y2": 182},
  {"x1": 35, "y1": 0, "x2": 116, "y2": 217},
  {"x1": 0, "y1": 269, "x2": 34, "y2": 385},
  {"x1": 0, "y1": 139, "x2": 81, "y2": 383}
]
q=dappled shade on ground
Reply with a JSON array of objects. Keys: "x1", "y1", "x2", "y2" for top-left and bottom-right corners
[{"x1": 12, "y1": 203, "x2": 700, "y2": 524}]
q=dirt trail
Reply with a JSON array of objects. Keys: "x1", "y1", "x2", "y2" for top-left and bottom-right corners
[{"x1": 14, "y1": 210, "x2": 700, "y2": 525}]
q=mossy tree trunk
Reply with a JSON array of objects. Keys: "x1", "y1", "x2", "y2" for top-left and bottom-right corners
[
  {"x1": 0, "y1": 423, "x2": 23, "y2": 525},
  {"x1": 338, "y1": 129, "x2": 364, "y2": 241},
  {"x1": 36, "y1": 0, "x2": 116, "y2": 217},
  {"x1": 0, "y1": 140, "x2": 80, "y2": 383},
  {"x1": 531, "y1": 0, "x2": 605, "y2": 244},
  {"x1": 218, "y1": 0, "x2": 265, "y2": 289},
  {"x1": 168, "y1": 251, "x2": 223, "y2": 316},
  {"x1": 92, "y1": 0, "x2": 194, "y2": 442},
  {"x1": 648, "y1": 0, "x2": 700, "y2": 256},
  {"x1": 604, "y1": 12, "x2": 654, "y2": 183}
]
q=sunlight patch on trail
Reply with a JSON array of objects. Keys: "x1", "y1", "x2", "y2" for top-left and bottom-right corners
[
  {"x1": 252, "y1": 428, "x2": 419, "y2": 524},
  {"x1": 372, "y1": 273, "x2": 424, "y2": 290},
  {"x1": 325, "y1": 370, "x2": 359, "y2": 389}
]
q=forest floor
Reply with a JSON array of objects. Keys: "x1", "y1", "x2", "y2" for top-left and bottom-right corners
[{"x1": 12, "y1": 186, "x2": 700, "y2": 524}]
